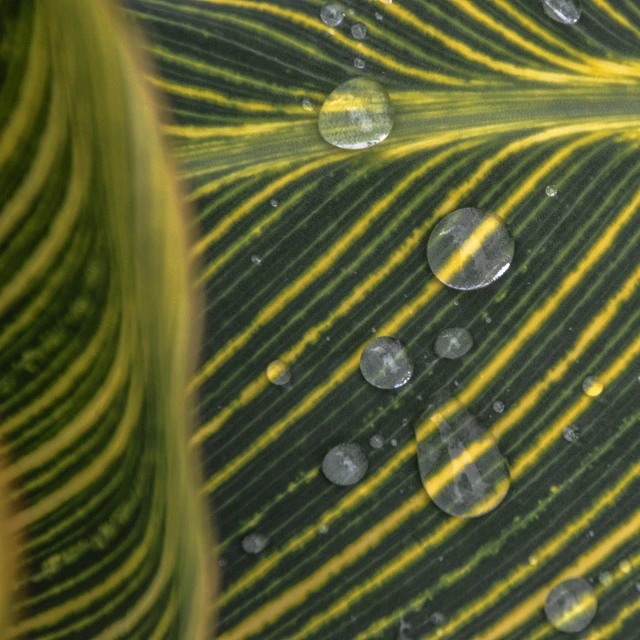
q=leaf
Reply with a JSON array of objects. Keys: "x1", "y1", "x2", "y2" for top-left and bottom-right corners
[
  {"x1": 0, "y1": 1, "x2": 212, "y2": 637},
  {"x1": 125, "y1": 0, "x2": 640, "y2": 638}
]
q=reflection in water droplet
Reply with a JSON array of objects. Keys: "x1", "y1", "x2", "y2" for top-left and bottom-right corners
[
  {"x1": 318, "y1": 78, "x2": 393, "y2": 150},
  {"x1": 563, "y1": 425, "x2": 580, "y2": 443},
  {"x1": 267, "y1": 360, "x2": 291, "y2": 385},
  {"x1": 251, "y1": 254, "x2": 262, "y2": 265},
  {"x1": 351, "y1": 22, "x2": 367, "y2": 39},
  {"x1": 415, "y1": 394, "x2": 511, "y2": 517},
  {"x1": 427, "y1": 208, "x2": 515, "y2": 291},
  {"x1": 354, "y1": 57, "x2": 365, "y2": 69},
  {"x1": 582, "y1": 376, "x2": 603, "y2": 397},
  {"x1": 542, "y1": 0, "x2": 581, "y2": 25},
  {"x1": 302, "y1": 98, "x2": 314, "y2": 111},
  {"x1": 322, "y1": 443, "x2": 369, "y2": 485},
  {"x1": 369, "y1": 434, "x2": 384, "y2": 449},
  {"x1": 360, "y1": 336, "x2": 413, "y2": 389},
  {"x1": 493, "y1": 401, "x2": 505, "y2": 414},
  {"x1": 546, "y1": 184, "x2": 558, "y2": 197},
  {"x1": 242, "y1": 532, "x2": 268, "y2": 554},
  {"x1": 598, "y1": 571, "x2": 613, "y2": 586},
  {"x1": 545, "y1": 578, "x2": 597, "y2": 633},
  {"x1": 320, "y1": 3, "x2": 345, "y2": 26},
  {"x1": 434, "y1": 327, "x2": 473, "y2": 359}
]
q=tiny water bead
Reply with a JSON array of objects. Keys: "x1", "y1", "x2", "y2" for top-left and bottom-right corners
[
  {"x1": 619, "y1": 560, "x2": 632, "y2": 574},
  {"x1": 302, "y1": 98, "x2": 314, "y2": 111},
  {"x1": 492, "y1": 401, "x2": 505, "y2": 414},
  {"x1": 241, "y1": 532, "x2": 268, "y2": 554},
  {"x1": 542, "y1": 0, "x2": 581, "y2": 25},
  {"x1": 415, "y1": 395, "x2": 511, "y2": 518},
  {"x1": 360, "y1": 336, "x2": 414, "y2": 389},
  {"x1": 563, "y1": 425, "x2": 580, "y2": 443},
  {"x1": 369, "y1": 434, "x2": 384, "y2": 449},
  {"x1": 251, "y1": 254, "x2": 262, "y2": 265},
  {"x1": 318, "y1": 78, "x2": 393, "y2": 150},
  {"x1": 322, "y1": 443, "x2": 369, "y2": 486},
  {"x1": 434, "y1": 327, "x2": 473, "y2": 359},
  {"x1": 546, "y1": 184, "x2": 558, "y2": 197},
  {"x1": 270, "y1": 198, "x2": 278, "y2": 207},
  {"x1": 598, "y1": 571, "x2": 613, "y2": 586},
  {"x1": 320, "y1": 3, "x2": 345, "y2": 27},
  {"x1": 427, "y1": 208, "x2": 515, "y2": 291},
  {"x1": 354, "y1": 57, "x2": 365, "y2": 69},
  {"x1": 582, "y1": 375, "x2": 603, "y2": 397},
  {"x1": 266, "y1": 360, "x2": 291, "y2": 385},
  {"x1": 351, "y1": 22, "x2": 367, "y2": 40},
  {"x1": 545, "y1": 578, "x2": 597, "y2": 633}
]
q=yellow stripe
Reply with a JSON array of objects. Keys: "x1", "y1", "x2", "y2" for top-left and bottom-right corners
[{"x1": 592, "y1": 0, "x2": 640, "y2": 38}]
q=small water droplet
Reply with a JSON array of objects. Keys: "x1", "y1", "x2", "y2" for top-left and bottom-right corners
[
  {"x1": 529, "y1": 555, "x2": 539, "y2": 566},
  {"x1": 542, "y1": 0, "x2": 581, "y2": 25},
  {"x1": 354, "y1": 57, "x2": 365, "y2": 69},
  {"x1": 302, "y1": 98, "x2": 314, "y2": 111},
  {"x1": 546, "y1": 184, "x2": 558, "y2": 197},
  {"x1": 492, "y1": 401, "x2": 505, "y2": 414},
  {"x1": 434, "y1": 327, "x2": 473, "y2": 359},
  {"x1": 360, "y1": 336, "x2": 413, "y2": 389},
  {"x1": 545, "y1": 578, "x2": 597, "y2": 633},
  {"x1": 619, "y1": 560, "x2": 632, "y2": 574},
  {"x1": 635, "y1": 581, "x2": 640, "y2": 592},
  {"x1": 266, "y1": 360, "x2": 291, "y2": 385},
  {"x1": 563, "y1": 425, "x2": 580, "y2": 443},
  {"x1": 242, "y1": 532, "x2": 268, "y2": 554},
  {"x1": 598, "y1": 571, "x2": 613, "y2": 586},
  {"x1": 485, "y1": 316, "x2": 492, "y2": 324},
  {"x1": 429, "y1": 612, "x2": 446, "y2": 626},
  {"x1": 427, "y1": 208, "x2": 514, "y2": 291},
  {"x1": 371, "y1": 326, "x2": 377, "y2": 333},
  {"x1": 318, "y1": 78, "x2": 393, "y2": 150},
  {"x1": 320, "y1": 3, "x2": 345, "y2": 26},
  {"x1": 251, "y1": 255, "x2": 262, "y2": 265},
  {"x1": 582, "y1": 376, "x2": 603, "y2": 397},
  {"x1": 318, "y1": 524, "x2": 329, "y2": 534},
  {"x1": 415, "y1": 393, "x2": 511, "y2": 518},
  {"x1": 351, "y1": 22, "x2": 367, "y2": 39},
  {"x1": 270, "y1": 198, "x2": 278, "y2": 207},
  {"x1": 375, "y1": 11, "x2": 383, "y2": 20},
  {"x1": 402, "y1": 418, "x2": 409, "y2": 427},
  {"x1": 391, "y1": 438, "x2": 398, "y2": 447},
  {"x1": 323, "y1": 443, "x2": 368, "y2": 485},
  {"x1": 369, "y1": 434, "x2": 384, "y2": 449}
]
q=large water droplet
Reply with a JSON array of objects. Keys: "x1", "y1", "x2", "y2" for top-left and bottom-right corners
[
  {"x1": 434, "y1": 327, "x2": 473, "y2": 359},
  {"x1": 544, "y1": 578, "x2": 597, "y2": 633},
  {"x1": 360, "y1": 336, "x2": 413, "y2": 389},
  {"x1": 322, "y1": 443, "x2": 369, "y2": 485},
  {"x1": 415, "y1": 394, "x2": 511, "y2": 517},
  {"x1": 427, "y1": 208, "x2": 514, "y2": 291},
  {"x1": 267, "y1": 360, "x2": 291, "y2": 385},
  {"x1": 320, "y1": 3, "x2": 345, "y2": 27},
  {"x1": 542, "y1": 0, "x2": 581, "y2": 25},
  {"x1": 351, "y1": 22, "x2": 367, "y2": 39},
  {"x1": 582, "y1": 375, "x2": 603, "y2": 397},
  {"x1": 242, "y1": 532, "x2": 269, "y2": 554},
  {"x1": 318, "y1": 78, "x2": 393, "y2": 150}
]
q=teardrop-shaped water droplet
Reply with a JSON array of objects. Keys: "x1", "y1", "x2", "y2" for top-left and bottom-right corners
[
  {"x1": 360, "y1": 336, "x2": 413, "y2": 389},
  {"x1": 351, "y1": 22, "x2": 367, "y2": 39},
  {"x1": 434, "y1": 327, "x2": 473, "y2": 359},
  {"x1": 542, "y1": 0, "x2": 581, "y2": 25},
  {"x1": 322, "y1": 443, "x2": 369, "y2": 485},
  {"x1": 544, "y1": 578, "x2": 597, "y2": 633},
  {"x1": 320, "y1": 3, "x2": 345, "y2": 26},
  {"x1": 415, "y1": 394, "x2": 511, "y2": 517},
  {"x1": 546, "y1": 184, "x2": 558, "y2": 197},
  {"x1": 582, "y1": 375, "x2": 603, "y2": 397},
  {"x1": 241, "y1": 532, "x2": 269, "y2": 554},
  {"x1": 318, "y1": 78, "x2": 393, "y2": 150},
  {"x1": 266, "y1": 360, "x2": 291, "y2": 385},
  {"x1": 427, "y1": 208, "x2": 514, "y2": 290}
]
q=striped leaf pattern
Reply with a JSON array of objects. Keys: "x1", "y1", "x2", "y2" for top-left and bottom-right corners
[
  {"x1": 0, "y1": 1, "x2": 211, "y2": 637},
  {"x1": 130, "y1": 0, "x2": 640, "y2": 638}
]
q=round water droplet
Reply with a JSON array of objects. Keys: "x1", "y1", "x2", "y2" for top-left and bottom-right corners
[
  {"x1": 351, "y1": 22, "x2": 367, "y2": 39},
  {"x1": 563, "y1": 425, "x2": 580, "y2": 443},
  {"x1": 242, "y1": 532, "x2": 268, "y2": 554},
  {"x1": 322, "y1": 443, "x2": 369, "y2": 486},
  {"x1": 582, "y1": 376, "x2": 603, "y2": 397},
  {"x1": 415, "y1": 395, "x2": 511, "y2": 518},
  {"x1": 360, "y1": 336, "x2": 413, "y2": 389},
  {"x1": 302, "y1": 98, "x2": 314, "y2": 111},
  {"x1": 267, "y1": 360, "x2": 291, "y2": 385},
  {"x1": 546, "y1": 184, "x2": 558, "y2": 197},
  {"x1": 545, "y1": 578, "x2": 597, "y2": 633},
  {"x1": 619, "y1": 560, "x2": 632, "y2": 574},
  {"x1": 427, "y1": 208, "x2": 515, "y2": 291},
  {"x1": 493, "y1": 401, "x2": 505, "y2": 414},
  {"x1": 320, "y1": 3, "x2": 345, "y2": 26},
  {"x1": 251, "y1": 254, "x2": 262, "y2": 265},
  {"x1": 434, "y1": 327, "x2": 473, "y2": 359},
  {"x1": 542, "y1": 0, "x2": 581, "y2": 25},
  {"x1": 318, "y1": 78, "x2": 393, "y2": 150},
  {"x1": 354, "y1": 57, "x2": 365, "y2": 69},
  {"x1": 391, "y1": 438, "x2": 398, "y2": 447},
  {"x1": 598, "y1": 571, "x2": 613, "y2": 586},
  {"x1": 369, "y1": 434, "x2": 384, "y2": 449}
]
